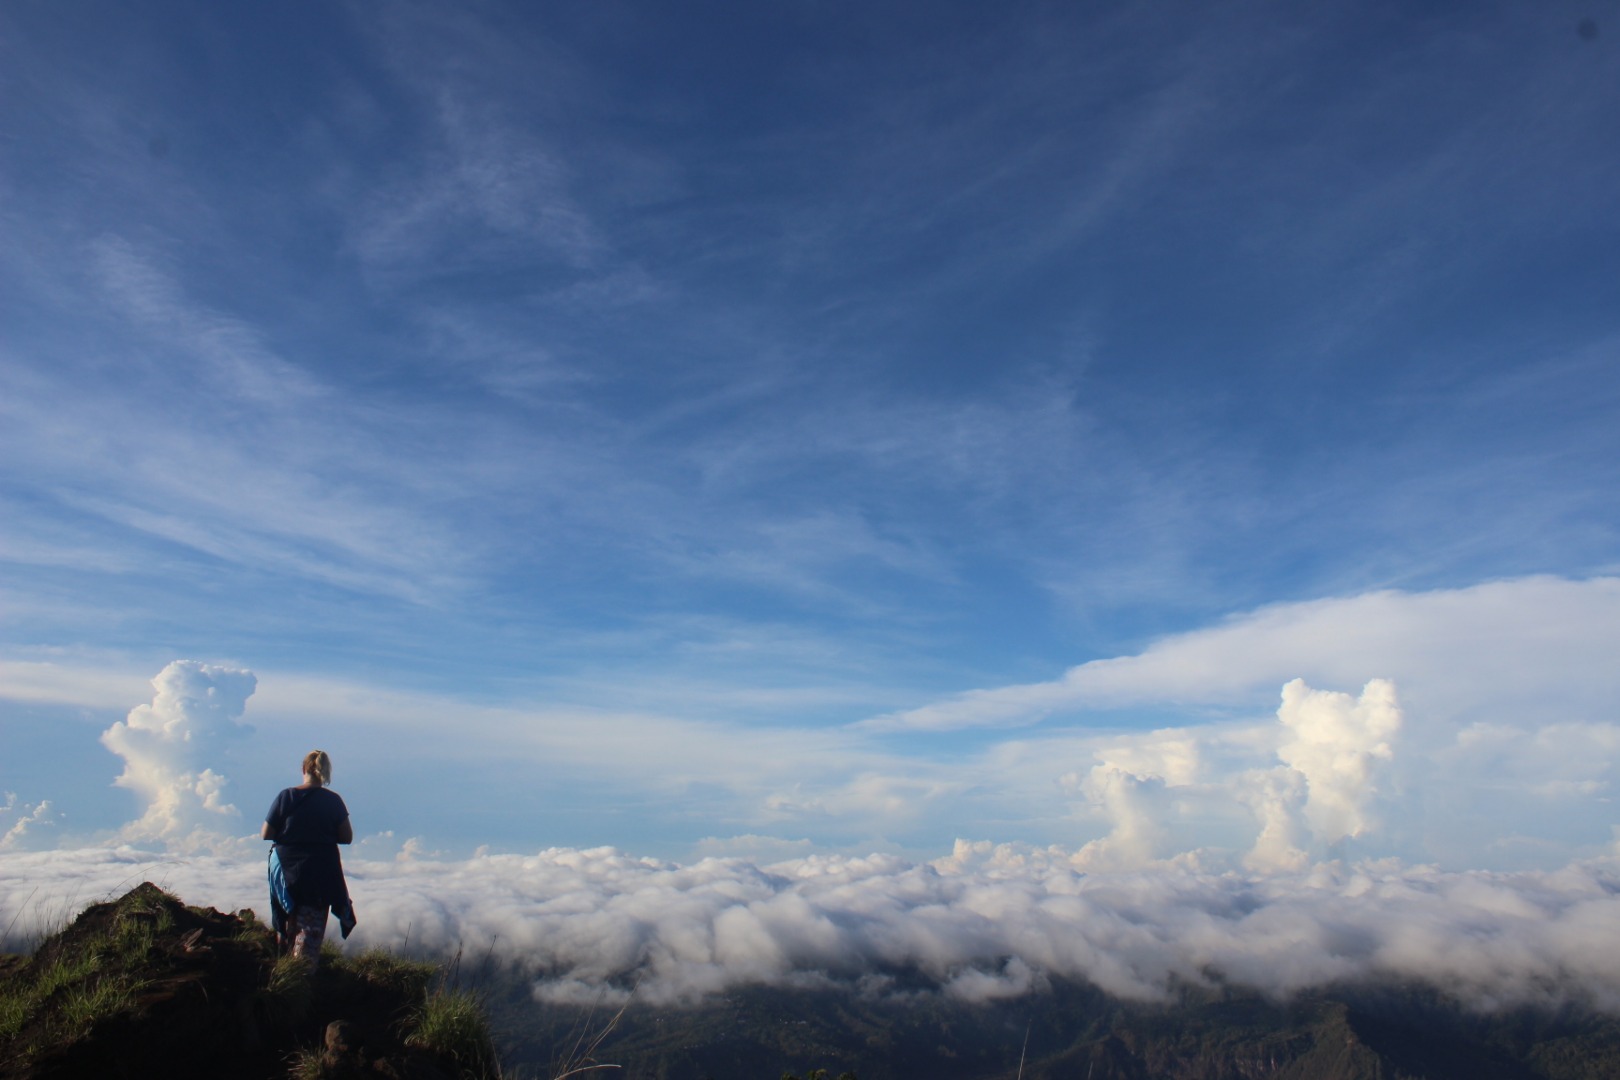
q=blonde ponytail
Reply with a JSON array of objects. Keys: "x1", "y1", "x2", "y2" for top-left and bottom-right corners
[{"x1": 302, "y1": 749, "x2": 332, "y2": 787}]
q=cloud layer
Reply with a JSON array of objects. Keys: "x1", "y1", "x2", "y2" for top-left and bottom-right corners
[
  {"x1": 863, "y1": 577, "x2": 1620, "y2": 732},
  {"x1": 4, "y1": 616, "x2": 1619, "y2": 1016},
  {"x1": 4, "y1": 842, "x2": 1619, "y2": 1014}
]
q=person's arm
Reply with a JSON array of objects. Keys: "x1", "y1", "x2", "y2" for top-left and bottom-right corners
[
  {"x1": 263, "y1": 790, "x2": 285, "y2": 841},
  {"x1": 336, "y1": 817, "x2": 353, "y2": 845}
]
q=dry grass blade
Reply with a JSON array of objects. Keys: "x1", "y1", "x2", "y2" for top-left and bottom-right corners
[
  {"x1": 552, "y1": 1065, "x2": 622, "y2": 1079},
  {"x1": 550, "y1": 984, "x2": 631, "y2": 1080}
]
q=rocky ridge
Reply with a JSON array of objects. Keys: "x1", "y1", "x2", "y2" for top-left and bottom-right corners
[{"x1": 0, "y1": 882, "x2": 496, "y2": 1080}]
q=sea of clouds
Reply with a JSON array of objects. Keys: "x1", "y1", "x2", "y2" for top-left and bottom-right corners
[
  {"x1": 4, "y1": 619, "x2": 1620, "y2": 1012},
  {"x1": 4, "y1": 839, "x2": 1619, "y2": 1012}
]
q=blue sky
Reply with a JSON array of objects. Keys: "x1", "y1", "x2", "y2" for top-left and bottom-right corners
[{"x1": 3, "y1": 1, "x2": 1619, "y2": 869}]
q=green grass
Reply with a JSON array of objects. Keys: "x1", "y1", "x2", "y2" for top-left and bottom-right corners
[
  {"x1": 0, "y1": 947, "x2": 144, "y2": 1051},
  {"x1": 52, "y1": 975, "x2": 143, "y2": 1041},
  {"x1": 107, "y1": 913, "x2": 156, "y2": 964},
  {"x1": 114, "y1": 885, "x2": 177, "y2": 922},
  {"x1": 35, "y1": 951, "x2": 103, "y2": 999},
  {"x1": 288, "y1": 1044, "x2": 325, "y2": 1080},
  {"x1": 0, "y1": 987, "x2": 29, "y2": 1042},
  {"x1": 277, "y1": 949, "x2": 489, "y2": 1078},
  {"x1": 4, "y1": 890, "x2": 511, "y2": 1079},
  {"x1": 407, "y1": 986, "x2": 501, "y2": 1079},
  {"x1": 257, "y1": 952, "x2": 314, "y2": 1028},
  {"x1": 234, "y1": 924, "x2": 276, "y2": 952},
  {"x1": 0, "y1": 950, "x2": 102, "y2": 1037},
  {"x1": 341, "y1": 947, "x2": 436, "y2": 999}
]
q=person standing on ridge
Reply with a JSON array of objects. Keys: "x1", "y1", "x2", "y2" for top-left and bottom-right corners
[{"x1": 263, "y1": 749, "x2": 357, "y2": 965}]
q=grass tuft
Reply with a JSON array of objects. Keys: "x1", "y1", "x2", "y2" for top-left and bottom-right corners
[
  {"x1": 342, "y1": 948, "x2": 436, "y2": 999},
  {"x1": 258, "y1": 952, "x2": 314, "y2": 1028},
  {"x1": 287, "y1": 1044, "x2": 324, "y2": 1080},
  {"x1": 36, "y1": 951, "x2": 103, "y2": 999},
  {"x1": 108, "y1": 912, "x2": 157, "y2": 963},
  {"x1": 115, "y1": 885, "x2": 177, "y2": 919},
  {"x1": 52, "y1": 975, "x2": 142, "y2": 1041},
  {"x1": 0, "y1": 986, "x2": 29, "y2": 1041},
  {"x1": 1, "y1": 948, "x2": 143, "y2": 1048},
  {"x1": 407, "y1": 986, "x2": 501, "y2": 1079}
]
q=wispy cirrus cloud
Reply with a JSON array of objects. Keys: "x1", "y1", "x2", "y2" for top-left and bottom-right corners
[
  {"x1": 346, "y1": 89, "x2": 606, "y2": 284},
  {"x1": 343, "y1": 5, "x2": 612, "y2": 288},
  {"x1": 2, "y1": 239, "x2": 477, "y2": 601},
  {"x1": 91, "y1": 237, "x2": 328, "y2": 406}
]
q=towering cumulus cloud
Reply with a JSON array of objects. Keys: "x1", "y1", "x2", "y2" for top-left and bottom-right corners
[
  {"x1": 1274, "y1": 677, "x2": 1400, "y2": 847},
  {"x1": 98, "y1": 660, "x2": 257, "y2": 846},
  {"x1": 1061, "y1": 679, "x2": 1405, "y2": 872},
  {"x1": 1235, "y1": 677, "x2": 1403, "y2": 872}
]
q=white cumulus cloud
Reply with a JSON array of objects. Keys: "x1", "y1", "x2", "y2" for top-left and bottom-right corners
[
  {"x1": 98, "y1": 660, "x2": 258, "y2": 846},
  {"x1": 1275, "y1": 677, "x2": 1401, "y2": 847}
]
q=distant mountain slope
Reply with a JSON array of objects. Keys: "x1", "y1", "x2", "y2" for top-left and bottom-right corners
[{"x1": 488, "y1": 974, "x2": 1620, "y2": 1079}]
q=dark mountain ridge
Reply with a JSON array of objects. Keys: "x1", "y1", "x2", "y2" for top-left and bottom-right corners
[{"x1": 0, "y1": 882, "x2": 496, "y2": 1079}]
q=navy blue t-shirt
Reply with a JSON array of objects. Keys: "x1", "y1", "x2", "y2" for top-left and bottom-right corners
[{"x1": 264, "y1": 786, "x2": 349, "y2": 846}]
